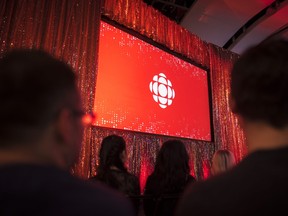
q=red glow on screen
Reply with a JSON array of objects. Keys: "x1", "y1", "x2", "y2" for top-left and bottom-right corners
[{"x1": 94, "y1": 21, "x2": 212, "y2": 141}]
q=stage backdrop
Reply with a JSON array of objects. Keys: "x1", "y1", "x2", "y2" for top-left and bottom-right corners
[
  {"x1": 93, "y1": 0, "x2": 247, "y2": 190},
  {"x1": 0, "y1": 0, "x2": 247, "y2": 189}
]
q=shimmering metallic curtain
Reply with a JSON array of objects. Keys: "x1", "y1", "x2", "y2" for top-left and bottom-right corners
[
  {"x1": 209, "y1": 45, "x2": 247, "y2": 162},
  {"x1": 103, "y1": 0, "x2": 210, "y2": 69},
  {"x1": 0, "y1": 0, "x2": 101, "y2": 178}
]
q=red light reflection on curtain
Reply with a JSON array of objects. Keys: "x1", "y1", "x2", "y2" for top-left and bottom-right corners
[
  {"x1": 139, "y1": 157, "x2": 154, "y2": 192},
  {"x1": 202, "y1": 159, "x2": 211, "y2": 179}
]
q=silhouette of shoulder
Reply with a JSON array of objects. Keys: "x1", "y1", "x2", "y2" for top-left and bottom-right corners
[
  {"x1": 0, "y1": 164, "x2": 134, "y2": 216},
  {"x1": 91, "y1": 169, "x2": 140, "y2": 196},
  {"x1": 177, "y1": 147, "x2": 288, "y2": 216}
]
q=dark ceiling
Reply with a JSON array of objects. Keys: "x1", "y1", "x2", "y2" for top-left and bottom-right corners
[
  {"x1": 143, "y1": 0, "x2": 196, "y2": 23},
  {"x1": 143, "y1": 0, "x2": 288, "y2": 54}
]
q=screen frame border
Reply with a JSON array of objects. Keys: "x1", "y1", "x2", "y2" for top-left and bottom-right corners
[{"x1": 94, "y1": 16, "x2": 215, "y2": 142}]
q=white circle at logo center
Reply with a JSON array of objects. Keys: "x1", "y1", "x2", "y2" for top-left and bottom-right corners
[{"x1": 158, "y1": 84, "x2": 167, "y2": 97}]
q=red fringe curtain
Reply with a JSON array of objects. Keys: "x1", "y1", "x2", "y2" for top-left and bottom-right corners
[
  {"x1": 103, "y1": 0, "x2": 210, "y2": 69},
  {"x1": 0, "y1": 0, "x2": 247, "y2": 185},
  {"x1": 209, "y1": 45, "x2": 247, "y2": 162}
]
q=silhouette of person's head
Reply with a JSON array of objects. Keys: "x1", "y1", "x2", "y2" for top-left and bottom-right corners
[
  {"x1": 97, "y1": 135, "x2": 127, "y2": 175},
  {"x1": 152, "y1": 139, "x2": 190, "y2": 192},
  {"x1": 231, "y1": 39, "x2": 288, "y2": 128},
  {"x1": 155, "y1": 140, "x2": 190, "y2": 176},
  {"x1": 211, "y1": 150, "x2": 235, "y2": 176},
  {"x1": 231, "y1": 39, "x2": 288, "y2": 151},
  {"x1": 0, "y1": 49, "x2": 84, "y2": 169}
]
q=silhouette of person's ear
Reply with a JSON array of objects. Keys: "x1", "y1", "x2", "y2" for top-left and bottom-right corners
[
  {"x1": 53, "y1": 108, "x2": 81, "y2": 168},
  {"x1": 55, "y1": 108, "x2": 72, "y2": 145}
]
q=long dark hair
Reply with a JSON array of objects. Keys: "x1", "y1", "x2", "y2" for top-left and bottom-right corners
[
  {"x1": 152, "y1": 139, "x2": 190, "y2": 193},
  {"x1": 97, "y1": 135, "x2": 127, "y2": 178}
]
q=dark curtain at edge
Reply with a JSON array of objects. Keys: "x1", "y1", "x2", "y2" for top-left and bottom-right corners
[{"x1": 0, "y1": 0, "x2": 101, "y2": 178}]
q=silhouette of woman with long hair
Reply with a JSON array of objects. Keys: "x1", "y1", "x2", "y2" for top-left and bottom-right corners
[
  {"x1": 90, "y1": 135, "x2": 140, "y2": 214},
  {"x1": 143, "y1": 139, "x2": 196, "y2": 216}
]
